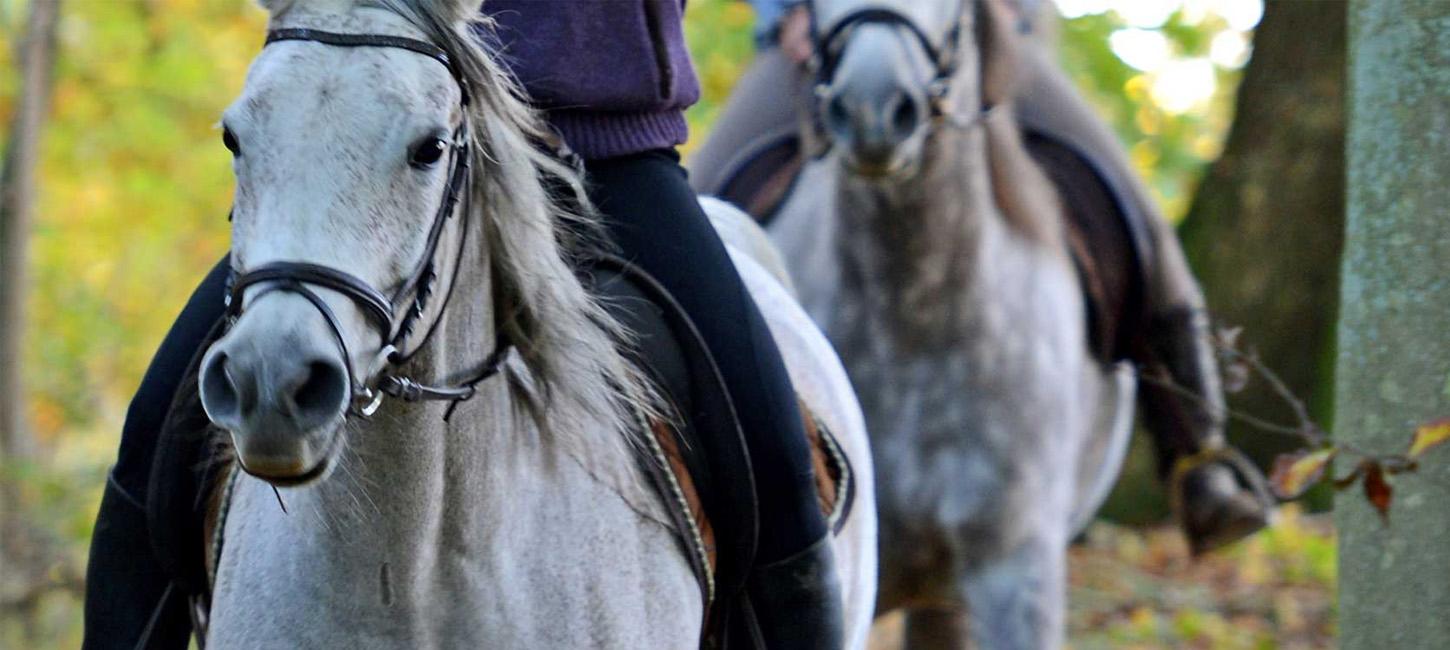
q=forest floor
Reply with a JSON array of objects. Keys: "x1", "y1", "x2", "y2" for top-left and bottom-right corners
[
  {"x1": 5, "y1": 501, "x2": 1335, "y2": 648},
  {"x1": 868, "y1": 505, "x2": 1337, "y2": 649}
]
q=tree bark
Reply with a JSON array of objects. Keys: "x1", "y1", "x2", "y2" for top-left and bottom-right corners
[
  {"x1": 0, "y1": 0, "x2": 61, "y2": 463},
  {"x1": 0, "y1": 0, "x2": 62, "y2": 597},
  {"x1": 1337, "y1": 1, "x2": 1450, "y2": 645},
  {"x1": 1177, "y1": 0, "x2": 1346, "y2": 469}
]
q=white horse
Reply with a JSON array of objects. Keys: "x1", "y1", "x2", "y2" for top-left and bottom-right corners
[
  {"x1": 194, "y1": 0, "x2": 875, "y2": 646},
  {"x1": 762, "y1": 0, "x2": 1135, "y2": 647}
]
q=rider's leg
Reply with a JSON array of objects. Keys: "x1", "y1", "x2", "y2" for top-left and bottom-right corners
[
  {"x1": 585, "y1": 149, "x2": 842, "y2": 648},
  {"x1": 1138, "y1": 222, "x2": 1276, "y2": 553},
  {"x1": 83, "y1": 258, "x2": 229, "y2": 649},
  {"x1": 686, "y1": 46, "x2": 807, "y2": 197},
  {"x1": 1013, "y1": 45, "x2": 1273, "y2": 551}
]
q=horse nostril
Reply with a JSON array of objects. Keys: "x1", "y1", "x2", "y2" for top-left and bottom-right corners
[
  {"x1": 290, "y1": 360, "x2": 348, "y2": 427},
  {"x1": 889, "y1": 94, "x2": 921, "y2": 140},
  {"x1": 200, "y1": 351, "x2": 247, "y2": 422},
  {"x1": 824, "y1": 93, "x2": 853, "y2": 136}
]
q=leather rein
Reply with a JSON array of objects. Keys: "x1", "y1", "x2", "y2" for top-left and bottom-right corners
[{"x1": 223, "y1": 28, "x2": 510, "y2": 421}]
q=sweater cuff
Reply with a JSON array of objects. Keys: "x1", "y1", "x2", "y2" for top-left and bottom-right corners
[{"x1": 547, "y1": 110, "x2": 690, "y2": 161}]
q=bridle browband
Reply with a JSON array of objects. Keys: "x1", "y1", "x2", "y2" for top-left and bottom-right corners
[
  {"x1": 223, "y1": 28, "x2": 509, "y2": 420},
  {"x1": 266, "y1": 28, "x2": 472, "y2": 105},
  {"x1": 809, "y1": 1, "x2": 998, "y2": 142}
]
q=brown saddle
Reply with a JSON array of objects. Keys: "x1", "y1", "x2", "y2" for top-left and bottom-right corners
[{"x1": 711, "y1": 128, "x2": 1149, "y2": 363}]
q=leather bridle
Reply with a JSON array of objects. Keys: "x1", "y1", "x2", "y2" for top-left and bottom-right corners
[
  {"x1": 223, "y1": 28, "x2": 510, "y2": 420},
  {"x1": 809, "y1": 1, "x2": 999, "y2": 136}
]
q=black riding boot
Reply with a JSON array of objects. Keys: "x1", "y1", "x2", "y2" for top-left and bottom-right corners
[
  {"x1": 83, "y1": 473, "x2": 192, "y2": 649},
  {"x1": 1139, "y1": 307, "x2": 1276, "y2": 555},
  {"x1": 744, "y1": 535, "x2": 845, "y2": 650}
]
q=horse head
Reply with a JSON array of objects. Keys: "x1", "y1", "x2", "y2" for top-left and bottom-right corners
[
  {"x1": 810, "y1": 0, "x2": 1024, "y2": 178},
  {"x1": 198, "y1": 0, "x2": 486, "y2": 484}
]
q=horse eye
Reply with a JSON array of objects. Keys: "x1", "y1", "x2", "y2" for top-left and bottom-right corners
[
  {"x1": 409, "y1": 138, "x2": 448, "y2": 168},
  {"x1": 222, "y1": 127, "x2": 241, "y2": 157}
]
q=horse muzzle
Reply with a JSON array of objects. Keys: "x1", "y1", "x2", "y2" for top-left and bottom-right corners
[
  {"x1": 815, "y1": 25, "x2": 934, "y2": 180},
  {"x1": 199, "y1": 295, "x2": 353, "y2": 485}
]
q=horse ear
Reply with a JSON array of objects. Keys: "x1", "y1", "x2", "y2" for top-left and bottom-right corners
[{"x1": 978, "y1": 0, "x2": 1023, "y2": 106}]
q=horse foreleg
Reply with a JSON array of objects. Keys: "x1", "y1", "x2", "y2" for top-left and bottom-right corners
[{"x1": 961, "y1": 537, "x2": 1065, "y2": 650}]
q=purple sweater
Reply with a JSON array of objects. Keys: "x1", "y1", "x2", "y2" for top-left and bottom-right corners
[{"x1": 482, "y1": 1, "x2": 702, "y2": 160}]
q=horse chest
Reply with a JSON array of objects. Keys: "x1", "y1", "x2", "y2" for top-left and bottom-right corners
[
  {"x1": 205, "y1": 452, "x2": 700, "y2": 649},
  {"x1": 830, "y1": 299, "x2": 1087, "y2": 545}
]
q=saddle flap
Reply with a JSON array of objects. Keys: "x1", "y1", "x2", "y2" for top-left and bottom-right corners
[{"x1": 1023, "y1": 130, "x2": 1149, "y2": 362}]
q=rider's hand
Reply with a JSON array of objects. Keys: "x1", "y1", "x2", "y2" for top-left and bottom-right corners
[{"x1": 779, "y1": 5, "x2": 813, "y2": 65}]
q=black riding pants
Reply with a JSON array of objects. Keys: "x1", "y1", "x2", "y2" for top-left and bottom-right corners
[
  {"x1": 84, "y1": 147, "x2": 823, "y2": 647},
  {"x1": 584, "y1": 150, "x2": 825, "y2": 563}
]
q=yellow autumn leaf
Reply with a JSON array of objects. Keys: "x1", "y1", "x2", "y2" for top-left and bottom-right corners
[
  {"x1": 1269, "y1": 447, "x2": 1337, "y2": 499},
  {"x1": 1408, "y1": 418, "x2": 1450, "y2": 458}
]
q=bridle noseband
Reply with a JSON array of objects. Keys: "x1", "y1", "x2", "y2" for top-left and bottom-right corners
[
  {"x1": 223, "y1": 28, "x2": 510, "y2": 420},
  {"x1": 809, "y1": 1, "x2": 998, "y2": 143}
]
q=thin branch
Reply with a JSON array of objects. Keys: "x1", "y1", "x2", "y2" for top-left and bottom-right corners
[
  {"x1": 1218, "y1": 343, "x2": 1324, "y2": 445},
  {"x1": 1138, "y1": 371, "x2": 1305, "y2": 437},
  {"x1": 1140, "y1": 324, "x2": 1399, "y2": 465}
]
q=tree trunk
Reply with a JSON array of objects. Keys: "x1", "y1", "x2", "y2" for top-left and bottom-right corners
[
  {"x1": 1337, "y1": 1, "x2": 1450, "y2": 644},
  {"x1": 0, "y1": 0, "x2": 62, "y2": 597},
  {"x1": 1, "y1": 0, "x2": 60, "y2": 463},
  {"x1": 1177, "y1": 0, "x2": 1346, "y2": 470}
]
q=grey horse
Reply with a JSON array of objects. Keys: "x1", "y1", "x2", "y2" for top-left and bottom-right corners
[
  {"x1": 193, "y1": 0, "x2": 877, "y2": 646},
  {"x1": 691, "y1": 0, "x2": 1274, "y2": 647},
  {"x1": 770, "y1": 0, "x2": 1134, "y2": 646}
]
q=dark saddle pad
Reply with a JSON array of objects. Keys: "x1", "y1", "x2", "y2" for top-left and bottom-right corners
[
  {"x1": 713, "y1": 133, "x2": 807, "y2": 227},
  {"x1": 1021, "y1": 131, "x2": 1148, "y2": 362},
  {"x1": 711, "y1": 126, "x2": 1151, "y2": 363}
]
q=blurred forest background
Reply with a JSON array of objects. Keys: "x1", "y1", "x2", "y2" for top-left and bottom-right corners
[{"x1": 0, "y1": 0, "x2": 1344, "y2": 646}]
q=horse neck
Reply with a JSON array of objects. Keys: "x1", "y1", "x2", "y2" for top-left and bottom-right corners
[
  {"x1": 835, "y1": 117, "x2": 1061, "y2": 347},
  {"x1": 311, "y1": 209, "x2": 524, "y2": 558}
]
